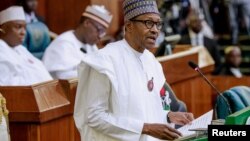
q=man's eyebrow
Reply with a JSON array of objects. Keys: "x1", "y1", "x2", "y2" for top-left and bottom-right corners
[{"x1": 143, "y1": 17, "x2": 162, "y2": 21}]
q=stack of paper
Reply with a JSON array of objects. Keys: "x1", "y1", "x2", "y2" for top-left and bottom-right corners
[{"x1": 174, "y1": 110, "x2": 213, "y2": 140}]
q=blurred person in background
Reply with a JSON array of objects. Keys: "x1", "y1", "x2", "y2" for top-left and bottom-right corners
[
  {"x1": 18, "y1": 0, "x2": 54, "y2": 59},
  {"x1": 178, "y1": 11, "x2": 221, "y2": 72},
  {"x1": 227, "y1": 0, "x2": 250, "y2": 44},
  {"x1": 0, "y1": 6, "x2": 52, "y2": 86},
  {"x1": 218, "y1": 46, "x2": 243, "y2": 78},
  {"x1": 42, "y1": 5, "x2": 112, "y2": 79}
]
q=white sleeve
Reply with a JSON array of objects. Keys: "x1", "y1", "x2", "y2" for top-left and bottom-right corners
[
  {"x1": 0, "y1": 62, "x2": 26, "y2": 86},
  {"x1": 43, "y1": 41, "x2": 80, "y2": 72},
  {"x1": 52, "y1": 69, "x2": 78, "y2": 79},
  {"x1": 84, "y1": 68, "x2": 144, "y2": 140}
]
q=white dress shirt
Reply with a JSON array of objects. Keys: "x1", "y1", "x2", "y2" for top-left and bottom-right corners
[
  {"x1": 230, "y1": 67, "x2": 243, "y2": 78},
  {"x1": 189, "y1": 29, "x2": 204, "y2": 47},
  {"x1": 25, "y1": 12, "x2": 38, "y2": 23}
]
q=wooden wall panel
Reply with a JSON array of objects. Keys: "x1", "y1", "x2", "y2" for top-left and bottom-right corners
[
  {"x1": 9, "y1": 123, "x2": 29, "y2": 141},
  {"x1": 170, "y1": 75, "x2": 250, "y2": 118},
  {"x1": 91, "y1": 0, "x2": 124, "y2": 36},
  {"x1": 210, "y1": 76, "x2": 250, "y2": 107},
  {"x1": 170, "y1": 76, "x2": 213, "y2": 118},
  {"x1": 37, "y1": 0, "x2": 46, "y2": 19},
  {"x1": 0, "y1": 0, "x2": 17, "y2": 11},
  {"x1": 9, "y1": 116, "x2": 73, "y2": 141},
  {"x1": 44, "y1": 0, "x2": 90, "y2": 34},
  {"x1": 36, "y1": 0, "x2": 122, "y2": 35},
  {"x1": 40, "y1": 116, "x2": 72, "y2": 141},
  {"x1": 1, "y1": 0, "x2": 123, "y2": 36},
  {"x1": 211, "y1": 76, "x2": 250, "y2": 92}
]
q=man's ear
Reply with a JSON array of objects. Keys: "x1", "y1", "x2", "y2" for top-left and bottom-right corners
[
  {"x1": 124, "y1": 21, "x2": 133, "y2": 33},
  {"x1": 81, "y1": 18, "x2": 90, "y2": 27},
  {"x1": 0, "y1": 27, "x2": 6, "y2": 34},
  {"x1": 0, "y1": 28, "x2": 4, "y2": 33}
]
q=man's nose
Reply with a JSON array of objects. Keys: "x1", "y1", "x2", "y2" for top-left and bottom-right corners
[
  {"x1": 150, "y1": 24, "x2": 159, "y2": 34},
  {"x1": 20, "y1": 27, "x2": 26, "y2": 36}
]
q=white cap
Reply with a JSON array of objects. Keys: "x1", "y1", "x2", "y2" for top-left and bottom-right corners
[
  {"x1": 82, "y1": 5, "x2": 112, "y2": 28},
  {"x1": 0, "y1": 6, "x2": 25, "y2": 25},
  {"x1": 224, "y1": 46, "x2": 241, "y2": 55}
]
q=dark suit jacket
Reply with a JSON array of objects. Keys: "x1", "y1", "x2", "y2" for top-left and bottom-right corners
[
  {"x1": 217, "y1": 63, "x2": 244, "y2": 77},
  {"x1": 218, "y1": 64, "x2": 234, "y2": 76},
  {"x1": 178, "y1": 34, "x2": 221, "y2": 72}
]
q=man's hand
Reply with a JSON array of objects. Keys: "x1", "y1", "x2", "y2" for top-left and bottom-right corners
[
  {"x1": 168, "y1": 111, "x2": 194, "y2": 125},
  {"x1": 142, "y1": 123, "x2": 182, "y2": 140}
]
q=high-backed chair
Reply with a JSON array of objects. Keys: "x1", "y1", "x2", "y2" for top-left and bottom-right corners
[
  {"x1": 215, "y1": 86, "x2": 250, "y2": 119},
  {"x1": 0, "y1": 93, "x2": 10, "y2": 141},
  {"x1": 23, "y1": 21, "x2": 51, "y2": 59},
  {"x1": 165, "y1": 83, "x2": 187, "y2": 112}
]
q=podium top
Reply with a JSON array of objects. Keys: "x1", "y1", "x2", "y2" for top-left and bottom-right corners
[
  {"x1": 0, "y1": 80, "x2": 70, "y2": 123},
  {"x1": 157, "y1": 46, "x2": 214, "y2": 68},
  {"x1": 157, "y1": 47, "x2": 214, "y2": 84}
]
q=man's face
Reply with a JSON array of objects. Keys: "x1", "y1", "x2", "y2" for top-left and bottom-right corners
[
  {"x1": 227, "y1": 48, "x2": 242, "y2": 67},
  {"x1": 0, "y1": 20, "x2": 26, "y2": 47},
  {"x1": 25, "y1": 0, "x2": 38, "y2": 12},
  {"x1": 84, "y1": 19, "x2": 107, "y2": 45},
  {"x1": 190, "y1": 17, "x2": 202, "y2": 34},
  {"x1": 128, "y1": 13, "x2": 162, "y2": 50}
]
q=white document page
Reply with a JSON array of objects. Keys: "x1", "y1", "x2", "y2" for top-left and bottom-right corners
[{"x1": 177, "y1": 110, "x2": 213, "y2": 136}]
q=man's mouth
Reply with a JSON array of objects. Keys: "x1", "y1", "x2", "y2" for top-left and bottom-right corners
[{"x1": 147, "y1": 36, "x2": 157, "y2": 42}]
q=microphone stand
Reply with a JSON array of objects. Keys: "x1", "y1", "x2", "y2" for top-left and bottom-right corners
[{"x1": 190, "y1": 62, "x2": 233, "y2": 117}]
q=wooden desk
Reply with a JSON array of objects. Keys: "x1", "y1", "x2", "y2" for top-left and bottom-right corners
[
  {"x1": 59, "y1": 79, "x2": 80, "y2": 141},
  {"x1": 211, "y1": 76, "x2": 250, "y2": 92},
  {"x1": 210, "y1": 76, "x2": 250, "y2": 107},
  {"x1": 0, "y1": 80, "x2": 75, "y2": 141}
]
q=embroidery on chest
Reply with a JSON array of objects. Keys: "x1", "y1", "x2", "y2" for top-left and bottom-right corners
[{"x1": 160, "y1": 86, "x2": 171, "y2": 110}]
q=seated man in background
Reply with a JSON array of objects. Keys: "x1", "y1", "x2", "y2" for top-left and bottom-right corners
[
  {"x1": 0, "y1": 6, "x2": 52, "y2": 86},
  {"x1": 218, "y1": 46, "x2": 243, "y2": 78},
  {"x1": 19, "y1": 0, "x2": 52, "y2": 59},
  {"x1": 178, "y1": 11, "x2": 221, "y2": 73},
  {"x1": 18, "y1": 0, "x2": 44, "y2": 23},
  {"x1": 42, "y1": 5, "x2": 112, "y2": 79}
]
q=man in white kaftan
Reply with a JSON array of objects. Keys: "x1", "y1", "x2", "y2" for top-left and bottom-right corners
[
  {"x1": 0, "y1": 6, "x2": 52, "y2": 86},
  {"x1": 42, "y1": 5, "x2": 112, "y2": 79},
  {"x1": 42, "y1": 30, "x2": 98, "y2": 79},
  {"x1": 74, "y1": 0, "x2": 194, "y2": 141},
  {"x1": 0, "y1": 40, "x2": 52, "y2": 85},
  {"x1": 75, "y1": 39, "x2": 171, "y2": 141}
]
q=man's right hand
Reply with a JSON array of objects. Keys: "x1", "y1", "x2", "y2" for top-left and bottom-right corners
[{"x1": 142, "y1": 123, "x2": 182, "y2": 140}]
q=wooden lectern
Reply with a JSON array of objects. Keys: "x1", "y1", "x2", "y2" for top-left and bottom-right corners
[
  {"x1": 0, "y1": 80, "x2": 76, "y2": 141},
  {"x1": 59, "y1": 79, "x2": 81, "y2": 141},
  {"x1": 157, "y1": 47, "x2": 215, "y2": 117}
]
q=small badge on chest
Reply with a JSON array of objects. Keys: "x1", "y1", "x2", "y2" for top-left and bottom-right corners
[
  {"x1": 28, "y1": 59, "x2": 34, "y2": 64},
  {"x1": 147, "y1": 77, "x2": 154, "y2": 92}
]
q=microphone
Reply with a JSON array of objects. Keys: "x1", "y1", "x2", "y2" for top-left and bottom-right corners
[{"x1": 188, "y1": 61, "x2": 232, "y2": 115}]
